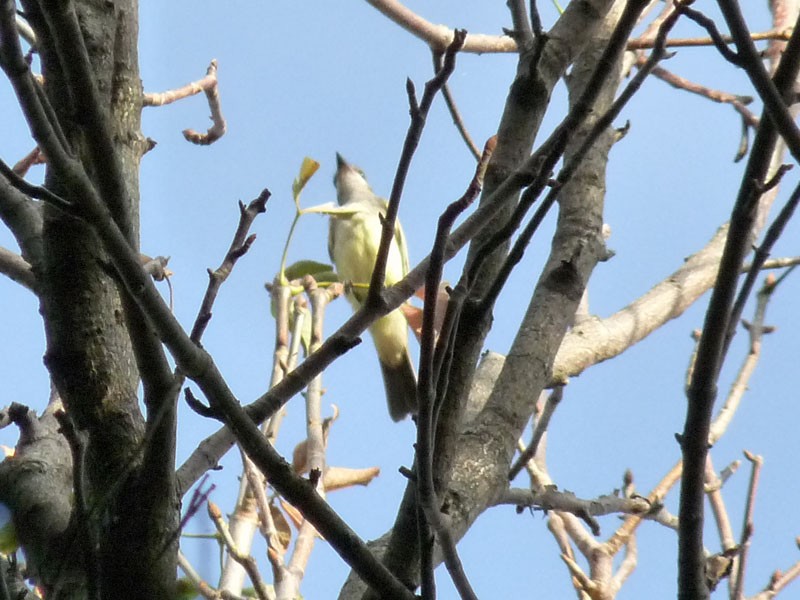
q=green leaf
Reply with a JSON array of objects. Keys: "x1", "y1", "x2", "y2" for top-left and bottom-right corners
[
  {"x1": 311, "y1": 270, "x2": 340, "y2": 284},
  {"x1": 284, "y1": 259, "x2": 335, "y2": 281},
  {"x1": 292, "y1": 157, "x2": 320, "y2": 202}
]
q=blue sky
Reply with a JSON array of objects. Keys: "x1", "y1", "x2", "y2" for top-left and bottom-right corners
[{"x1": 2, "y1": 1, "x2": 800, "y2": 598}]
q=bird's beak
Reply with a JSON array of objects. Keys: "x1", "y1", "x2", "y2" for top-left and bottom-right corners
[{"x1": 335, "y1": 152, "x2": 347, "y2": 170}]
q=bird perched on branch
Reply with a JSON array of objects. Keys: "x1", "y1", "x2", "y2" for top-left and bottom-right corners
[{"x1": 328, "y1": 153, "x2": 417, "y2": 421}]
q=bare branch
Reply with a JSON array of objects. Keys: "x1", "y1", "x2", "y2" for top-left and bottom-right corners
[
  {"x1": 365, "y1": 0, "x2": 516, "y2": 53},
  {"x1": 367, "y1": 30, "x2": 466, "y2": 310},
  {"x1": 144, "y1": 60, "x2": 231, "y2": 146},
  {"x1": 508, "y1": 386, "x2": 562, "y2": 480},
  {"x1": 677, "y1": 7, "x2": 800, "y2": 594},
  {"x1": 432, "y1": 51, "x2": 481, "y2": 161},
  {"x1": 208, "y1": 501, "x2": 272, "y2": 600},
  {"x1": 628, "y1": 28, "x2": 792, "y2": 49},
  {"x1": 368, "y1": 0, "x2": 790, "y2": 54},
  {"x1": 145, "y1": 60, "x2": 228, "y2": 144},
  {"x1": 190, "y1": 190, "x2": 270, "y2": 342},
  {"x1": 0, "y1": 245, "x2": 35, "y2": 292},
  {"x1": 12, "y1": 146, "x2": 45, "y2": 177},
  {"x1": 415, "y1": 135, "x2": 494, "y2": 600}
]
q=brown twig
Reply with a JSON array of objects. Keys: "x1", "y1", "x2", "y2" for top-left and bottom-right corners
[
  {"x1": 11, "y1": 146, "x2": 45, "y2": 177},
  {"x1": 638, "y1": 56, "x2": 759, "y2": 128},
  {"x1": 508, "y1": 386, "x2": 562, "y2": 480},
  {"x1": 242, "y1": 456, "x2": 287, "y2": 584},
  {"x1": 144, "y1": 60, "x2": 228, "y2": 146},
  {"x1": 264, "y1": 287, "x2": 304, "y2": 443},
  {"x1": 750, "y1": 552, "x2": 800, "y2": 599},
  {"x1": 610, "y1": 285, "x2": 772, "y2": 557},
  {"x1": 365, "y1": 0, "x2": 515, "y2": 53},
  {"x1": 367, "y1": 0, "x2": 791, "y2": 54},
  {"x1": 183, "y1": 61, "x2": 226, "y2": 145},
  {"x1": 177, "y1": 552, "x2": 233, "y2": 600},
  {"x1": 367, "y1": 30, "x2": 466, "y2": 312},
  {"x1": 731, "y1": 450, "x2": 763, "y2": 600},
  {"x1": 713, "y1": 4, "x2": 800, "y2": 163},
  {"x1": 627, "y1": 28, "x2": 792, "y2": 49},
  {"x1": 433, "y1": 51, "x2": 481, "y2": 161},
  {"x1": 190, "y1": 191, "x2": 270, "y2": 342},
  {"x1": 705, "y1": 458, "x2": 737, "y2": 554},
  {"x1": 495, "y1": 487, "x2": 649, "y2": 535},
  {"x1": 724, "y1": 180, "x2": 800, "y2": 359}
]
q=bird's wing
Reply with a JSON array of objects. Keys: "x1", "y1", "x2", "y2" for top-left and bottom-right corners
[
  {"x1": 327, "y1": 216, "x2": 336, "y2": 263},
  {"x1": 375, "y1": 198, "x2": 410, "y2": 276},
  {"x1": 395, "y1": 217, "x2": 410, "y2": 276}
]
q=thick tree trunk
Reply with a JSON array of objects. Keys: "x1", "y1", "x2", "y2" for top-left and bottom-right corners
[{"x1": 1, "y1": 1, "x2": 179, "y2": 597}]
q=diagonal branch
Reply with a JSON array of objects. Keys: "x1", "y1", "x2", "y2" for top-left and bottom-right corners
[
  {"x1": 36, "y1": 0, "x2": 135, "y2": 240},
  {"x1": 367, "y1": 30, "x2": 466, "y2": 310},
  {"x1": 677, "y1": 5, "x2": 800, "y2": 596},
  {"x1": 415, "y1": 140, "x2": 493, "y2": 600},
  {"x1": 0, "y1": 245, "x2": 35, "y2": 292}
]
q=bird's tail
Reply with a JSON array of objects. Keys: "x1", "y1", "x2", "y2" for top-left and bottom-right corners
[{"x1": 380, "y1": 350, "x2": 417, "y2": 422}]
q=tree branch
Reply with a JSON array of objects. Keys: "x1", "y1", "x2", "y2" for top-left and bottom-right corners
[
  {"x1": 0, "y1": 245, "x2": 35, "y2": 292},
  {"x1": 678, "y1": 5, "x2": 800, "y2": 596}
]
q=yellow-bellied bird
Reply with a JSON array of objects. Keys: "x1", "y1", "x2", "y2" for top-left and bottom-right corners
[{"x1": 328, "y1": 153, "x2": 417, "y2": 421}]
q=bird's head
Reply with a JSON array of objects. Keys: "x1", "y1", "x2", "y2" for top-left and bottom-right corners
[{"x1": 334, "y1": 153, "x2": 373, "y2": 205}]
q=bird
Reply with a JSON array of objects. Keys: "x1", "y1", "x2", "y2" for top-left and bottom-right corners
[{"x1": 328, "y1": 153, "x2": 417, "y2": 421}]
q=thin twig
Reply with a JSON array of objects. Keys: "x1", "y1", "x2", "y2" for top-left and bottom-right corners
[
  {"x1": 367, "y1": 30, "x2": 466, "y2": 311},
  {"x1": 724, "y1": 179, "x2": 800, "y2": 359},
  {"x1": 190, "y1": 191, "x2": 270, "y2": 342},
  {"x1": 713, "y1": 4, "x2": 800, "y2": 163},
  {"x1": 731, "y1": 450, "x2": 763, "y2": 600},
  {"x1": 677, "y1": 5, "x2": 800, "y2": 593},
  {"x1": 11, "y1": 146, "x2": 45, "y2": 177},
  {"x1": 0, "y1": 157, "x2": 74, "y2": 213},
  {"x1": 641, "y1": 58, "x2": 759, "y2": 129},
  {"x1": 144, "y1": 60, "x2": 228, "y2": 145},
  {"x1": 628, "y1": 28, "x2": 792, "y2": 49},
  {"x1": 433, "y1": 51, "x2": 481, "y2": 161},
  {"x1": 750, "y1": 554, "x2": 800, "y2": 599},
  {"x1": 153, "y1": 60, "x2": 230, "y2": 146},
  {"x1": 508, "y1": 386, "x2": 562, "y2": 480}
]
